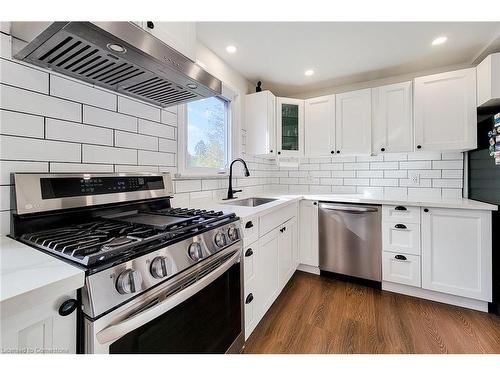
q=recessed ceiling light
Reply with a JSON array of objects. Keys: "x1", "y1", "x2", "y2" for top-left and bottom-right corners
[
  {"x1": 304, "y1": 69, "x2": 314, "y2": 77},
  {"x1": 226, "y1": 45, "x2": 237, "y2": 54},
  {"x1": 432, "y1": 36, "x2": 448, "y2": 46}
]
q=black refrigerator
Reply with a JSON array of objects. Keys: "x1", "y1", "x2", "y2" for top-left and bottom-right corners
[{"x1": 468, "y1": 106, "x2": 500, "y2": 315}]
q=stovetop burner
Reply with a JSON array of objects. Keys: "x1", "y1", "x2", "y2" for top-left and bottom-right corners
[{"x1": 20, "y1": 207, "x2": 236, "y2": 267}]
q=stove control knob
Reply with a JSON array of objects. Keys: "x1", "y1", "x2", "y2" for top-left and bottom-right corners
[
  {"x1": 227, "y1": 226, "x2": 239, "y2": 241},
  {"x1": 150, "y1": 256, "x2": 169, "y2": 279},
  {"x1": 116, "y1": 269, "x2": 143, "y2": 295},
  {"x1": 214, "y1": 231, "x2": 226, "y2": 248},
  {"x1": 188, "y1": 242, "x2": 203, "y2": 261}
]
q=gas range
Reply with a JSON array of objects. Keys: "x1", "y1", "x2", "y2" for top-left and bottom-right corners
[{"x1": 11, "y1": 173, "x2": 245, "y2": 353}]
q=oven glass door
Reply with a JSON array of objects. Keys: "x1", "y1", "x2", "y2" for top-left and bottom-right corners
[{"x1": 109, "y1": 262, "x2": 241, "y2": 354}]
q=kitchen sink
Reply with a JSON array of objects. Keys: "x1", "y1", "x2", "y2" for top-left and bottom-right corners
[{"x1": 222, "y1": 197, "x2": 277, "y2": 207}]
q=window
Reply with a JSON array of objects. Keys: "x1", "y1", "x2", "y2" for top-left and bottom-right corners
[{"x1": 179, "y1": 96, "x2": 231, "y2": 174}]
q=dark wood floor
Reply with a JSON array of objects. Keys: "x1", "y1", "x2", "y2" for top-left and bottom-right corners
[{"x1": 244, "y1": 271, "x2": 500, "y2": 354}]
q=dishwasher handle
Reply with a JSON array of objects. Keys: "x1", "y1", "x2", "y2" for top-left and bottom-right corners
[{"x1": 320, "y1": 204, "x2": 378, "y2": 213}]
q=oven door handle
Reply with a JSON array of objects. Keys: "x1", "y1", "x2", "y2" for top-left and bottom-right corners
[{"x1": 95, "y1": 250, "x2": 241, "y2": 345}]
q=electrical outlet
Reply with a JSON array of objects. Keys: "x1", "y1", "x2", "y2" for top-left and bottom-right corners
[{"x1": 408, "y1": 171, "x2": 420, "y2": 186}]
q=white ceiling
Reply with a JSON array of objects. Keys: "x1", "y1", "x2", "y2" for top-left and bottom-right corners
[{"x1": 196, "y1": 22, "x2": 500, "y2": 96}]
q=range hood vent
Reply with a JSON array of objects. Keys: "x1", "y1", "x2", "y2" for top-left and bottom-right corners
[{"x1": 14, "y1": 22, "x2": 222, "y2": 107}]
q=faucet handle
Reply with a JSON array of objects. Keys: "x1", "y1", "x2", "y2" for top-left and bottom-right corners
[{"x1": 232, "y1": 189, "x2": 242, "y2": 194}]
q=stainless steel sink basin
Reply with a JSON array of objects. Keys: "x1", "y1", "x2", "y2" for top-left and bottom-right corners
[{"x1": 222, "y1": 197, "x2": 277, "y2": 207}]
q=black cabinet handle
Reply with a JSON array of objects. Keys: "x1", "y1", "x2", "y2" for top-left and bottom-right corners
[
  {"x1": 395, "y1": 254, "x2": 407, "y2": 261},
  {"x1": 245, "y1": 248, "x2": 253, "y2": 257},
  {"x1": 313, "y1": 202, "x2": 317, "y2": 206},
  {"x1": 331, "y1": 151, "x2": 334, "y2": 154},
  {"x1": 58, "y1": 299, "x2": 78, "y2": 316},
  {"x1": 394, "y1": 206, "x2": 407, "y2": 211},
  {"x1": 416, "y1": 145, "x2": 422, "y2": 149},
  {"x1": 381, "y1": 147, "x2": 386, "y2": 152},
  {"x1": 424, "y1": 208, "x2": 429, "y2": 213},
  {"x1": 146, "y1": 21, "x2": 155, "y2": 29},
  {"x1": 277, "y1": 151, "x2": 281, "y2": 155},
  {"x1": 245, "y1": 293, "x2": 254, "y2": 304},
  {"x1": 336, "y1": 150, "x2": 340, "y2": 154},
  {"x1": 280, "y1": 227, "x2": 286, "y2": 233},
  {"x1": 270, "y1": 150, "x2": 273, "y2": 153},
  {"x1": 395, "y1": 224, "x2": 407, "y2": 229},
  {"x1": 245, "y1": 221, "x2": 253, "y2": 229}
]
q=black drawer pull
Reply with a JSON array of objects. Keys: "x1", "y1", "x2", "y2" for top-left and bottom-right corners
[
  {"x1": 146, "y1": 21, "x2": 155, "y2": 29},
  {"x1": 424, "y1": 208, "x2": 429, "y2": 213},
  {"x1": 58, "y1": 299, "x2": 78, "y2": 316},
  {"x1": 395, "y1": 224, "x2": 407, "y2": 229},
  {"x1": 245, "y1": 293, "x2": 254, "y2": 304},
  {"x1": 395, "y1": 254, "x2": 407, "y2": 261},
  {"x1": 394, "y1": 206, "x2": 407, "y2": 211},
  {"x1": 245, "y1": 221, "x2": 254, "y2": 229},
  {"x1": 245, "y1": 248, "x2": 253, "y2": 257}
]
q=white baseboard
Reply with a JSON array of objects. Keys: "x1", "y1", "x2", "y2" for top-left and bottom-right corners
[
  {"x1": 382, "y1": 281, "x2": 489, "y2": 312},
  {"x1": 297, "y1": 264, "x2": 320, "y2": 275}
]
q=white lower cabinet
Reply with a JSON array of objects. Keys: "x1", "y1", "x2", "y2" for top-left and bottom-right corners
[
  {"x1": 421, "y1": 207, "x2": 492, "y2": 301},
  {"x1": 257, "y1": 228, "x2": 280, "y2": 315},
  {"x1": 299, "y1": 200, "x2": 319, "y2": 267},
  {"x1": 278, "y1": 217, "x2": 298, "y2": 288},
  {"x1": 382, "y1": 251, "x2": 421, "y2": 287},
  {"x1": 382, "y1": 221, "x2": 421, "y2": 255},
  {"x1": 1, "y1": 291, "x2": 77, "y2": 354}
]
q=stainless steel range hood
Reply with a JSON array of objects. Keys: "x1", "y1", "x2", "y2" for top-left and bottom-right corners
[{"x1": 14, "y1": 22, "x2": 222, "y2": 107}]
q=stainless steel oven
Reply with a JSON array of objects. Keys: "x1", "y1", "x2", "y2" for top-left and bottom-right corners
[{"x1": 84, "y1": 244, "x2": 244, "y2": 354}]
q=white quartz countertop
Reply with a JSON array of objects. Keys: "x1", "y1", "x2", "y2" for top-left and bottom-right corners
[
  {"x1": 0, "y1": 236, "x2": 84, "y2": 309},
  {"x1": 212, "y1": 193, "x2": 497, "y2": 219}
]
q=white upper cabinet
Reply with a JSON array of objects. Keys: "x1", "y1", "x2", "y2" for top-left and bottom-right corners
[
  {"x1": 138, "y1": 21, "x2": 197, "y2": 61},
  {"x1": 372, "y1": 81, "x2": 413, "y2": 154},
  {"x1": 277, "y1": 97, "x2": 304, "y2": 157},
  {"x1": 477, "y1": 52, "x2": 500, "y2": 107},
  {"x1": 305, "y1": 95, "x2": 336, "y2": 156},
  {"x1": 414, "y1": 68, "x2": 477, "y2": 151},
  {"x1": 335, "y1": 88, "x2": 372, "y2": 155},
  {"x1": 421, "y1": 207, "x2": 492, "y2": 302},
  {"x1": 245, "y1": 91, "x2": 276, "y2": 156}
]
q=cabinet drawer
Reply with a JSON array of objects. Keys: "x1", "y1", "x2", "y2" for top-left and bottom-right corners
[
  {"x1": 241, "y1": 217, "x2": 258, "y2": 246},
  {"x1": 243, "y1": 243, "x2": 257, "y2": 283},
  {"x1": 259, "y1": 203, "x2": 297, "y2": 235},
  {"x1": 382, "y1": 251, "x2": 421, "y2": 287},
  {"x1": 382, "y1": 222, "x2": 421, "y2": 255},
  {"x1": 382, "y1": 205, "x2": 420, "y2": 224}
]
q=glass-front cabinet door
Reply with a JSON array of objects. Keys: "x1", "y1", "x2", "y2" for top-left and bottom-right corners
[{"x1": 277, "y1": 97, "x2": 304, "y2": 156}]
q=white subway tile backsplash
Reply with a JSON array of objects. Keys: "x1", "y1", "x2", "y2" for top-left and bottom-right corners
[
  {"x1": 383, "y1": 153, "x2": 408, "y2": 161},
  {"x1": 320, "y1": 163, "x2": 343, "y2": 170},
  {"x1": 332, "y1": 186, "x2": 357, "y2": 194},
  {"x1": 399, "y1": 161, "x2": 432, "y2": 170},
  {"x1": 1, "y1": 135, "x2": 81, "y2": 162},
  {"x1": 309, "y1": 170, "x2": 331, "y2": 178},
  {"x1": 442, "y1": 169, "x2": 463, "y2": 179},
  {"x1": 370, "y1": 161, "x2": 399, "y2": 170},
  {"x1": 1, "y1": 34, "x2": 11, "y2": 58},
  {"x1": 356, "y1": 155, "x2": 383, "y2": 162},
  {"x1": 49, "y1": 162, "x2": 114, "y2": 173},
  {"x1": 1, "y1": 84, "x2": 81, "y2": 122},
  {"x1": 384, "y1": 170, "x2": 407, "y2": 178},
  {"x1": 432, "y1": 179, "x2": 462, "y2": 188},
  {"x1": 332, "y1": 170, "x2": 356, "y2": 178},
  {"x1": 138, "y1": 119, "x2": 175, "y2": 139},
  {"x1": 309, "y1": 185, "x2": 332, "y2": 193},
  {"x1": 0, "y1": 160, "x2": 48, "y2": 185},
  {"x1": 0, "y1": 210, "x2": 10, "y2": 236},
  {"x1": 441, "y1": 152, "x2": 463, "y2": 160},
  {"x1": 331, "y1": 155, "x2": 356, "y2": 163},
  {"x1": 400, "y1": 178, "x2": 432, "y2": 188},
  {"x1": 138, "y1": 150, "x2": 175, "y2": 166},
  {"x1": 0, "y1": 109, "x2": 44, "y2": 138},
  {"x1": 308, "y1": 157, "x2": 332, "y2": 163},
  {"x1": 115, "y1": 131, "x2": 158, "y2": 151},
  {"x1": 344, "y1": 162, "x2": 369, "y2": 170},
  {"x1": 83, "y1": 106, "x2": 137, "y2": 132},
  {"x1": 114, "y1": 165, "x2": 159, "y2": 173},
  {"x1": 158, "y1": 138, "x2": 177, "y2": 153},
  {"x1": 175, "y1": 179, "x2": 202, "y2": 193},
  {"x1": 1, "y1": 59, "x2": 48, "y2": 93},
  {"x1": 370, "y1": 178, "x2": 398, "y2": 187},
  {"x1": 320, "y1": 178, "x2": 343, "y2": 186},
  {"x1": 407, "y1": 152, "x2": 441, "y2": 161},
  {"x1": 0, "y1": 185, "x2": 12, "y2": 210},
  {"x1": 161, "y1": 109, "x2": 177, "y2": 126},
  {"x1": 358, "y1": 186, "x2": 384, "y2": 196},
  {"x1": 343, "y1": 178, "x2": 370, "y2": 186},
  {"x1": 384, "y1": 187, "x2": 408, "y2": 197},
  {"x1": 433, "y1": 160, "x2": 463, "y2": 170},
  {"x1": 356, "y1": 170, "x2": 384, "y2": 178},
  {"x1": 82, "y1": 144, "x2": 136, "y2": 164},
  {"x1": 410, "y1": 169, "x2": 441, "y2": 178},
  {"x1": 46, "y1": 118, "x2": 113, "y2": 146},
  {"x1": 408, "y1": 187, "x2": 441, "y2": 199},
  {"x1": 50, "y1": 76, "x2": 116, "y2": 110},
  {"x1": 118, "y1": 96, "x2": 160, "y2": 122},
  {"x1": 442, "y1": 188, "x2": 463, "y2": 198}
]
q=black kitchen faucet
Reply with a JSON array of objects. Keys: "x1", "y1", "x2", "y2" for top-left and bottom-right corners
[{"x1": 224, "y1": 158, "x2": 250, "y2": 200}]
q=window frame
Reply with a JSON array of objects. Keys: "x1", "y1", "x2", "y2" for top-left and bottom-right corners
[{"x1": 177, "y1": 84, "x2": 238, "y2": 177}]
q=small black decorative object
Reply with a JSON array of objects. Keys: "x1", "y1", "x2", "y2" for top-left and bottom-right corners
[{"x1": 256, "y1": 81, "x2": 262, "y2": 92}]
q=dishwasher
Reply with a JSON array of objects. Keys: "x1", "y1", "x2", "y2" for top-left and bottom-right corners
[{"x1": 318, "y1": 202, "x2": 382, "y2": 283}]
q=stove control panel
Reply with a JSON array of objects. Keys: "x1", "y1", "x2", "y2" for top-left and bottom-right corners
[{"x1": 81, "y1": 221, "x2": 242, "y2": 318}]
